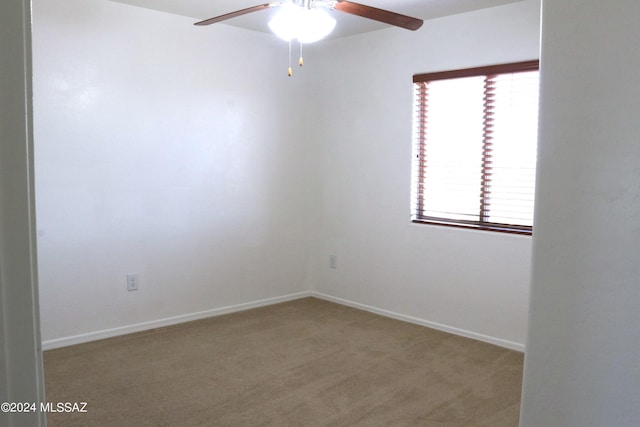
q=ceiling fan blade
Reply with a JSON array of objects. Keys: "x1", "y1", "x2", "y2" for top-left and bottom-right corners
[
  {"x1": 194, "y1": 3, "x2": 277, "y2": 26},
  {"x1": 333, "y1": 1, "x2": 423, "y2": 31}
]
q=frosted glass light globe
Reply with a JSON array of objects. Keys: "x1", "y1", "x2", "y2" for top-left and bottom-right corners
[
  {"x1": 297, "y1": 8, "x2": 336, "y2": 43},
  {"x1": 268, "y1": 5, "x2": 336, "y2": 44},
  {"x1": 268, "y1": 4, "x2": 302, "y2": 42}
]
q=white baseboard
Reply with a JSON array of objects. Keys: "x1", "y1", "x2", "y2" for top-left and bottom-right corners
[
  {"x1": 311, "y1": 292, "x2": 525, "y2": 352},
  {"x1": 42, "y1": 291, "x2": 312, "y2": 351},
  {"x1": 43, "y1": 290, "x2": 525, "y2": 353}
]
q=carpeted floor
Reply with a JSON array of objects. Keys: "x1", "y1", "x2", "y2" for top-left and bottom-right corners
[{"x1": 44, "y1": 297, "x2": 524, "y2": 426}]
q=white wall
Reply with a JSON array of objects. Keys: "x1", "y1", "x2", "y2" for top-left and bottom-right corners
[
  {"x1": 307, "y1": 0, "x2": 541, "y2": 349},
  {"x1": 520, "y1": 1, "x2": 640, "y2": 425},
  {"x1": 33, "y1": 0, "x2": 318, "y2": 346},
  {"x1": 0, "y1": 0, "x2": 46, "y2": 425}
]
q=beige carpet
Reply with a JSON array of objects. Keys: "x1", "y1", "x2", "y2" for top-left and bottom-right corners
[{"x1": 44, "y1": 297, "x2": 523, "y2": 426}]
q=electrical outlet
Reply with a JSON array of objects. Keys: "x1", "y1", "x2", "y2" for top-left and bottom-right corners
[
  {"x1": 127, "y1": 273, "x2": 139, "y2": 291},
  {"x1": 329, "y1": 254, "x2": 338, "y2": 269}
]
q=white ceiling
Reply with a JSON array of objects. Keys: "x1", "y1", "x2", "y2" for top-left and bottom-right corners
[{"x1": 109, "y1": 0, "x2": 525, "y2": 39}]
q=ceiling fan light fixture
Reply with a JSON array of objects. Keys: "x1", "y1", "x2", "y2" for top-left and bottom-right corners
[
  {"x1": 268, "y1": 3, "x2": 301, "y2": 42},
  {"x1": 297, "y1": 8, "x2": 336, "y2": 43},
  {"x1": 195, "y1": 1, "x2": 423, "y2": 77},
  {"x1": 268, "y1": 4, "x2": 336, "y2": 43}
]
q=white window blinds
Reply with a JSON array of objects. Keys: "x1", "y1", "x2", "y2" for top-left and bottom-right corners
[{"x1": 411, "y1": 61, "x2": 540, "y2": 234}]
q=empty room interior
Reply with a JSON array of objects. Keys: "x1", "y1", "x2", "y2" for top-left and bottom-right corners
[{"x1": 3, "y1": 0, "x2": 640, "y2": 426}]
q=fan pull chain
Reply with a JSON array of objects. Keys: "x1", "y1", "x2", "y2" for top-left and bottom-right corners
[
  {"x1": 288, "y1": 40, "x2": 293, "y2": 77},
  {"x1": 299, "y1": 42, "x2": 304, "y2": 67}
]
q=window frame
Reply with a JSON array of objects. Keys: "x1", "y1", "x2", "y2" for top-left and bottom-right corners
[{"x1": 411, "y1": 60, "x2": 540, "y2": 236}]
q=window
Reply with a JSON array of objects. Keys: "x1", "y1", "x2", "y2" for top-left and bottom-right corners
[{"x1": 411, "y1": 61, "x2": 540, "y2": 235}]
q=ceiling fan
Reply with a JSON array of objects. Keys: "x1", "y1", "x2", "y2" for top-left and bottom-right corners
[{"x1": 194, "y1": 0, "x2": 423, "y2": 76}]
